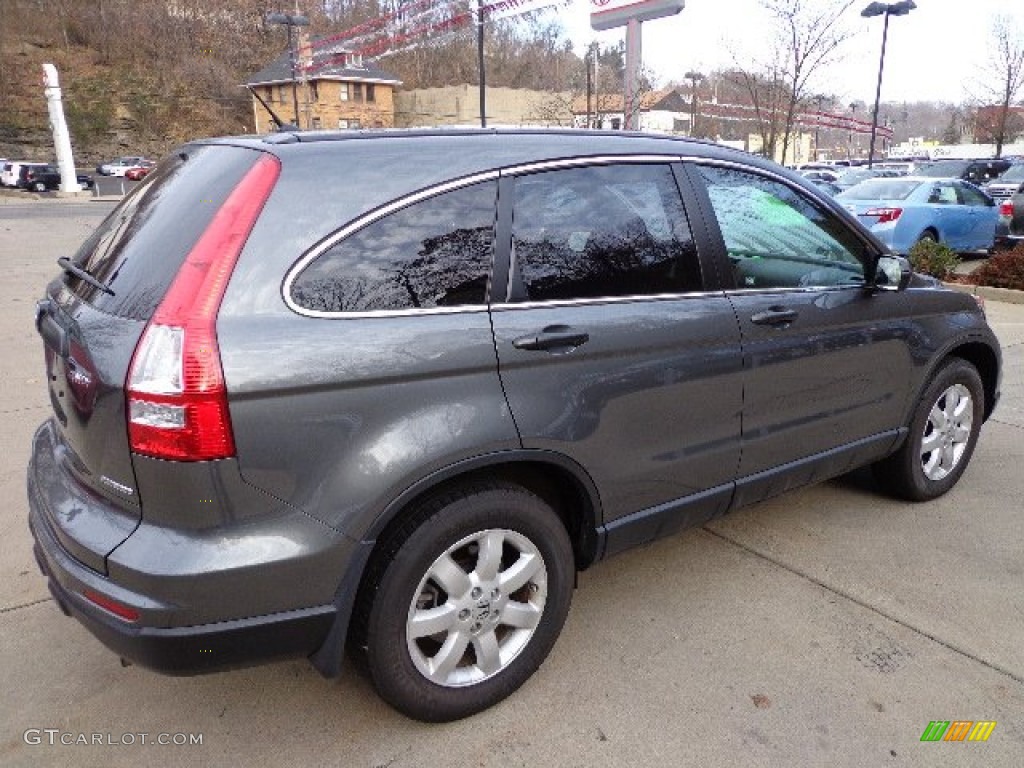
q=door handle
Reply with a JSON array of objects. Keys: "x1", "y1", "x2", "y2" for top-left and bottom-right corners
[
  {"x1": 512, "y1": 326, "x2": 590, "y2": 351},
  {"x1": 750, "y1": 307, "x2": 798, "y2": 327}
]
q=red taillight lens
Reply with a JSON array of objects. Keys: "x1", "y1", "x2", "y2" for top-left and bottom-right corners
[
  {"x1": 1000, "y1": 201, "x2": 1014, "y2": 217},
  {"x1": 126, "y1": 154, "x2": 280, "y2": 461},
  {"x1": 83, "y1": 589, "x2": 140, "y2": 622},
  {"x1": 865, "y1": 207, "x2": 903, "y2": 224}
]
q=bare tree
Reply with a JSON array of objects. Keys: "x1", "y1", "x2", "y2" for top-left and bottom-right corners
[
  {"x1": 973, "y1": 16, "x2": 1024, "y2": 157},
  {"x1": 725, "y1": 65, "x2": 789, "y2": 159},
  {"x1": 766, "y1": 0, "x2": 856, "y2": 163},
  {"x1": 729, "y1": 0, "x2": 855, "y2": 163}
]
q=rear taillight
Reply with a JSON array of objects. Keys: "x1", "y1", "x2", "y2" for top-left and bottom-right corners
[
  {"x1": 1000, "y1": 201, "x2": 1014, "y2": 217},
  {"x1": 865, "y1": 207, "x2": 903, "y2": 224},
  {"x1": 126, "y1": 154, "x2": 280, "y2": 461}
]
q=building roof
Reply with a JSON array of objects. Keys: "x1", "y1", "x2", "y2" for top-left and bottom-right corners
[{"x1": 245, "y1": 43, "x2": 402, "y2": 87}]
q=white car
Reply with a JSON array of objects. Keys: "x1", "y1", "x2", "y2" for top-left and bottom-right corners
[
  {"x1": 97, "y1": 156, "x2": 151, "y2": 177},
  {"x1": 2, "y1": 161, "x2": 38, "y2": 188}
]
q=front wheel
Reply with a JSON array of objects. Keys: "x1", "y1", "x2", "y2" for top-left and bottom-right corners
[
  {"x1": 32, "y1": 181, "x2": 46, "y2": 192},
  {"x1": 873, "y1": 358, "x2": 984, "y2": 501},
  {"x1": 358, "y1": 483, "x2": 574, "y2": 721}
]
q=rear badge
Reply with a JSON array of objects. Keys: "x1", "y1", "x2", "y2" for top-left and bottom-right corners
[{"x1": 99, "y1": 476, "x2": 135, "y2": 497}]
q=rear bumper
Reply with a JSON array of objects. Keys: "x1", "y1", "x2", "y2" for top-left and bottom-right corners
[
  {"x1": 29, "y1": 499, "x2": 336, "y2": 674},
  {"x1": 26, "y1": 419, "x2": 357, "y2": 674}
]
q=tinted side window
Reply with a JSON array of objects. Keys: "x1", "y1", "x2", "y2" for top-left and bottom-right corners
[
  {"x1": 698, "y1": 165, "x2": 866, "y2": 290},
  {"x1": 957, "y1": 183, "x2": 991, "y2": 206},
  {"x1": 291, "y1": 181, "x2": 496, "y2": 313},
  {"x1": 511, "y1": 164, "x2": 700, "y2": 301}
]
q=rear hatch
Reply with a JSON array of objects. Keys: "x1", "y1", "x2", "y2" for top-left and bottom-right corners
[{"x1": 34, "y1": 144, "x2": 265, "y2": 572}]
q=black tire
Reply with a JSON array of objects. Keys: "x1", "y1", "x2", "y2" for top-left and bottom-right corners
[
  {"x1": 873, "y1": 358, "x2": 984, "y2": 501},
  {"x1": 357, "y1": 482, "x2": 574, "y2": 722},
  {"x1": 32, "y1": 181, "x2": 46, "y2": 193},
  {"x1": 917, "y1": 230, "x2": 938, "y2": 244}
]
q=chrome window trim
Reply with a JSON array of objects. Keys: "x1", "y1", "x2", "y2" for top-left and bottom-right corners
[
  {"x1": 722, "y1": 284, "x2": 866, "y2": 297},
  {"x1": 282, "y1": 170, "x2": 499, "y2": 318},
  {"x1": 502, "y1": 154, "x2": 684, "y2": 176},
  {"x1": 490, "y1": 291, "x2": 725, "y2": 311},
  {"x1": 282, "y1": 156, "x2": 691, "y2": 319},
  {"x1": 284, "y1": 154, "x2": 842, "y2": 319}
]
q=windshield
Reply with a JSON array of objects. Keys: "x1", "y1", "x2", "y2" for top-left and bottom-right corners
[
  {"x1": 837, "y1": 169, "x2": 876, "y2": 185},
  {"x1": 918, "y1": 161, "x2": 970, "y2": 177},
  {"x1": 996, "y1": 165, "x2": 1024, "y2": 182},
  {"x1": 839, "y1": 179, "x2": 920, "y2": 201}
]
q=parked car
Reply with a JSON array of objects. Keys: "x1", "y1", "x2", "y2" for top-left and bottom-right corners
[
  {"x1": 2, "y1": 160, "x2": 43, "y2": 188},
  {"x1": 834, "y1": 167, "x2": 901, "y2": 191},
  {"x1": 995, "y1": 192, "x2": 1024, "y2": 248},
  {"x1": 96, "y1": 156, "x2": 151, "y2": 176},
  {"x1": 795, "y1": 163, "x2": 837, "y2": 173},
  {"x1": 983, "y1": 162, "x2": 1024, "y2": 202},
  {"x1": 837, "y1": 176, "x2": 999, "y2": 255},
  {"x1": 12, "y1": 162, "x2": 48, "y2": 190},
  {"x1": 873, "y1": 161, "x2": 919, "y2": 175},
  {"x1": 29, "y1": 130, "x2": 1002, "y2": 722},
  {"x1": 18, "y1": 164, "x2": 93, "y2": 192},
  {"x1": 800, "y1": 169, "x2": 840, "y2": 183},
  {"x1": 808, "y1": 178, "x2": 842, "y2": 196},
  {"x1": 918, "y1": 158, "x2": 1013, "y2": 186},
  {"x1": 124, "y1": 164, "x2": 154, "y2": 181}
]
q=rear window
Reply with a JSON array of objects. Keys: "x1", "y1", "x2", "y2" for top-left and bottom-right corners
[
  {"x1": 840, "y1": 179, "x2": 920, "y2": 200},
  {"x1": 998, "y1": 165, "x2": 1024, "y2": 182},
  {"x1": 66, "y1": 145, "x2": 262, "y2": 319},
  {"x1": 918, "y1": 161, "x2": 969, "y2": 177}
]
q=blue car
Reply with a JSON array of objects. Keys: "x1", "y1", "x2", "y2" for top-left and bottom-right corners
[{"x1": 836, "y1": 177, "x2": 999, "y2": 255}]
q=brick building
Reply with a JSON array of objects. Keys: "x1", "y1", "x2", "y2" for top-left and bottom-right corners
[{"x1": 246, "y1": 44, "x2": 402, "y2": 133}]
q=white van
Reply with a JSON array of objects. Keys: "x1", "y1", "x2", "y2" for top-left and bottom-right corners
[{"x1": 1, "y1": 161, "x2": 36, "y2": 188}]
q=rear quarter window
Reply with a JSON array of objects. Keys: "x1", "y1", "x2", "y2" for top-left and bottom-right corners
[{"x1": 289, "y1": 180, "x2": 497, "y2": 314}]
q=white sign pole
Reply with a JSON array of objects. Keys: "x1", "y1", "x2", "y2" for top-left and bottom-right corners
[{"x1": 42, "y1": 63, "x2": 81, "y2": 193}]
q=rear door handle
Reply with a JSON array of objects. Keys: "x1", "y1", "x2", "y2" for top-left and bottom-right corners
[
  {"x1": 513, "y1": 326, "x2": 590, "y2": 351},
  {"x1": 750, "y1": 307, "x2": 798, "y2": 327}
]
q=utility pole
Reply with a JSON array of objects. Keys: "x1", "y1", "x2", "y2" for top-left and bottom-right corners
[
  {"x1": 476, "y1": 0, "x2": 486, "y2": 128},
  {"x1": 684, "y1": 70, "x2": 704, "y2": 137},
  {"x1": 266, "y1": 10, "x2": 310, "y2": 129}
]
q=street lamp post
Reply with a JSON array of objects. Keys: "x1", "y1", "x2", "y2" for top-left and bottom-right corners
[
  {"x1": 684, "y1": 70, "x2": 704, "y2": 137},
  {"x1": 266, "y1": 11, "x2": 310, "y2": 130},
  {"x1": 861, "y1": 1, "x2": 916, "y2": 168}
]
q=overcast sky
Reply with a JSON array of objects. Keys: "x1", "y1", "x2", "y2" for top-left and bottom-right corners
[{"x1": 553, "y1": 0, "x2": 1024, "y2": 106}]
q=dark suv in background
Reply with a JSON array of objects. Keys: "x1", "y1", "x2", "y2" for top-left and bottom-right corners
[
  {"x1": 28, "y1": 130, "x2": 1002, "y2": 721},
  {"x1": 918, "y1": 158, "x2": 1013, "y2": 186},
  {"x1": 17, "y1": 163, "x2": 94, "y2": 192}
]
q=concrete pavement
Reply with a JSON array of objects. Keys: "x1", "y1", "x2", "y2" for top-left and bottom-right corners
[{"x1": 1, "y1": 202, "x2": 1021, "y2": 767}]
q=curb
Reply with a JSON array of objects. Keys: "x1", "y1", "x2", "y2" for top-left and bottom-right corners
[{"x1": 943, "y1": 281, "x2": 1024, "y2": 305}]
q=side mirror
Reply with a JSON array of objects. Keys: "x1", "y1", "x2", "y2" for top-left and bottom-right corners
[{"x1": 875, "y1": 255, "x2": 912, "y2": 291}]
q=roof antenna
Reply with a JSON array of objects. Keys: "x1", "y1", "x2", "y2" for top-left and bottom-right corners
[{"x1": 246, "y1": 85, "x2": 297, "y2": 132}]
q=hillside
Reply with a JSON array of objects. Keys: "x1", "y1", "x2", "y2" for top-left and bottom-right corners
[{"x1": 0, "y1": 0, "x2": 583, "y2": 165}]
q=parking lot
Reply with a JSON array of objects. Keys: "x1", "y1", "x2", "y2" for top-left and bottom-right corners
[{"x1": 0, "y1": 198, "x2": 1022, "y2": 767}]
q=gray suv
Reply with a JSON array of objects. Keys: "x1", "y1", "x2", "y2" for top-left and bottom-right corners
[{"x1": 28, "y1": 130, "x2": 1002, "y2": 721}]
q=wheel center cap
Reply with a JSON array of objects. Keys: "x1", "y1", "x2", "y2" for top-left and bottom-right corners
[{"x1": 473, "y1": 598, "x2": 492, "y2": 622}]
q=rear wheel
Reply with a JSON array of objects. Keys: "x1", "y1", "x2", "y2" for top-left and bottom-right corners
[
  {"x1": 357, "y1": 483, "x2": 574, "y2": 722},
  {"x1": 32, "y1": 181, "x2": 46, "y2": 193},
  {"x1": 873, "y1": 358, "x2": 984, "y2": 500},
  {"x1": 917, "y1": 230, "x2": 938, "y2": 244}
]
